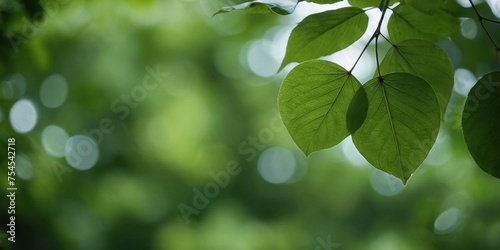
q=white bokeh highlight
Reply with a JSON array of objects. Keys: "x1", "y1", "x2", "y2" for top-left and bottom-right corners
[
  {"x1": 434, "y1": 208, "x2": 463, "y2": 234},
  {"x1": 246, "y1": 39, "x2": 280, "y2": 78},
  {"x1": 370, "y1": 170, "x2": 405, "y2": 196},
  {"x1": 487, "y1": 0, "x2": 500, "y2": 18},
  {"x1": 15, "y1": 154, "x2": 34, "y2": 180},
  {"x1": 40, "y1": 74, "x2": 68, "y2": 108},
  {"x1": 454, "y1": 68, "x2": 477, "y2": 96},
  {"x1": 258, "y1": 147, "x2": 297, "y2": 184},
  {"x1": 456, "y1": 0, "x2": 472, "y2": 7},
  {"x1": 341, "y1": 136, "x2": 370, "y2": 167},
  {"x1": 65, "y1": 135, "x2": 99, "y2": 170},
  {"x1": 460, "y1": 18, "x2": 478, "y2": 40},
  {"x1": 9, "y1": 99, "x2": 38, "y2": 134},
  {"x1": 42, "y1": 125, "x2": 70, "y2": 157}
]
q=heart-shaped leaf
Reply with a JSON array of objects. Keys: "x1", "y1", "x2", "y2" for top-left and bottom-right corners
[
  {"x1": 388, "y1": 4, "x2": 459, "y2": 43},
  {"x1": 351, "y1": 73, "x2": 441, "y2": 184},
  {"x1": 279, "y1": 60, "x2": 362, "y2": 156},
  {"x1": 280, "y1": 7, "x2": 368, "y2": 70},
  {"x1": 379, "y1": 39, "x2": 454, "y2": 117},
  {"x1": 462, "y1": 72, "x2": 500, "y2": 179}
]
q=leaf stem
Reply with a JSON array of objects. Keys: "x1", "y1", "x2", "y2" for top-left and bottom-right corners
[
  {"x1": 349, "y1": 0, "x2": 391, "y2": 73},
  {"x1": 349, "y1": 36, "x2": 375, "y2": 73},
  {"x1": 469, "y1": 0, "x2": 500, "y2": 62},
  {"x1": 376, "y1": 35, "x2": 382, "y2": 77},
  {"x1": 483, "y1": 17, "x2": 500, "y2": 24},
  {"x1": 380, "y1": 33, "x2": 394, "y2": 46},
  {"x1": 376, "y1": 0, "x2": 391, "y2": 34}
]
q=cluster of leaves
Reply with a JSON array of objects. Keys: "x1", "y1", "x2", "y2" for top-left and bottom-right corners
[{"x1": 215, "y1": 0, "x2": 500, "y2": 184}]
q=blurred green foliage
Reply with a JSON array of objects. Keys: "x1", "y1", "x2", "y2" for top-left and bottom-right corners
[{"x1": 0, "y1": 0, "x2": 499, "y2": 249}]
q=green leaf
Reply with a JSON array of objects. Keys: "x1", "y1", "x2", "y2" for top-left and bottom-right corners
[
  {"x1": 388, "y1": 4, "x2": 459, "y2": 43},
  {"x1": 400, "y1": 0, "x2": 444, "y2": 14},
  {"x1": 278, "y1": 60, "x2": 362, "y2": 156},
  {"x1": 379, "y1": 39, "x2": 454, "y2": 117},
  {"x1": 351, "y1": 73, "x2": 441, "y2": 184},
  {"x1": 462, "y1": 72, "x2": 500, "y2": 179},
  {"x1": 346, "y1": 87, "x2": 368, "y2": 134},
  {"x1": 213, "y1": 0, "x2": 299, "y2": 16},
  {"x1": 280, "y1": 7, "x2": 368, "y2": 70},
  {"x1": 348, "y1": 0, "x2": 398, "y2": 8},
  {"x1": 305, "y1": 0, "x2": 342, "y2": 4}
]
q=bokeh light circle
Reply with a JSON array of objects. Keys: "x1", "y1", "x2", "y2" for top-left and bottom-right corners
[
  {"x1": 258, "y1": 147, "x2": 296, "y2": 184},
  {"x1": 42, "y1": 125, "x2": 70, "y2": 157},
  {"x1": 370, "y1": 170, "x2": 405, "y2": 196},
  {"x1": 246, "y1": 39, "x2": 280, "y2": 78},
  {"x1": 460, "y1": 18, "x2": 477, "y2": 39},
  {"x1": 40, "y1": 74, "x2": 68, "y2": 108},
  {"x1": 2, "y1": 74, "x2": 26, "y2": 100},
  {"x1": 15, "y1": 154, "x2": 34, "y2": 180},
  {"x1": 434, "y1": 208, "x2": 463, "y2": 234},
  {"x1": 454, "y1": 68, "x2": 477, "y2": 96},
  {"x1": 9, "y1": 99, "x2": 38, "y2": 133},
  {"x1": 65, "y1": 135, "x2": 99, "y2": 170}
]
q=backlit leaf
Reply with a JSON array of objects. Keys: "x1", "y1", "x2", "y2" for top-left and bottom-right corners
[
  {"x1": 379, "y1": 39, "x2": 454, "y2": 117},
  {"x1": 279, "y1": 60, "x2": 362, "y2": 156},
  {"x1": 280, "y1": 7, "x2": 368, "y2": 70},
  {"x1": 388, "y1": 4, "x2": 459, "y2": 43},
  {"x1": 351, "y1": 73, "x2": 441, "y2": 184}
]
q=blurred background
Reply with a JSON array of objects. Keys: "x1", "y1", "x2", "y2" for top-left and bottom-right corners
[{"x1": 1, "y1": 0, "x2": 500, "y2": 249}]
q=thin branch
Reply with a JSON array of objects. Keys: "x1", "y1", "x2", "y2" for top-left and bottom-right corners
[
  {"x1": 376, "y1": 35, "x2": 382, "y2": 77},
  {"x1": 376, "y1": 0, "x2": 391, "y2": 34},
  {"x1": 349, "y1": 36, "x2": 375, "y2": 73},
  {"x1": 350, "y1": 0, "x2": 391, "y2": 73},
  {"x1": 380, "y1": 33, "x2": 394, "y2": 46},
  {"x1": 374, "y1": 0, "x2": 390, "y2": 78},
  {"x1": 483, "y1": 17, "x2": 500, "y2": 24},
  {"x1": 469, "y1": 0, "x2": 500, "y2": 62}
]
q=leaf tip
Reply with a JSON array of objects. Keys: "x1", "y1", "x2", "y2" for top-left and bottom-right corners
[
  {"x1": 301, "y1": 147, "x2": 311, "y2": 157},
  {"x1": 401, "y1": 178, "x2": 407, "y2": 186}
]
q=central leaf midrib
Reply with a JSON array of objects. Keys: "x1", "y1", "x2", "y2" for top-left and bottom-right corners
[
  {"x1": 305, "y1": 75, "x2": 351, "y2": 153},
  {"x1": 393, "y1": 45, "x2": 448, "y2": 115},
  {"x1": 394, "y1": 47, "x2": 420, "y2": 75},
  {"x1": 284, "y1": 74, "x2": 346, "y2": 124},
  {"x1": 381, "y1": 83, "x2": 405, "y2": 178}
]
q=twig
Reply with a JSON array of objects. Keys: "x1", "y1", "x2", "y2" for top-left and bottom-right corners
[
  {"x1": 376, "y1": 35, "x2": 382, "y2": 77},
  {"x1": 469, "y1": 0, "x2": 500, "y2": 62},
  {"x1": 350, "y1": 0, "x2": 391, "y2": 73}
]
